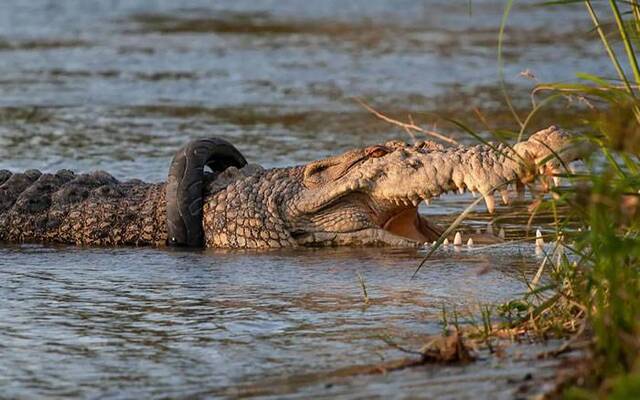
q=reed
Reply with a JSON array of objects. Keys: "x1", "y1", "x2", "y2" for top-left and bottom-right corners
[
  {"x1": 411, "y1": 1, "x2": 640, "y2": 395},
  {"x1": 495, "y1": 1, "x2": 640, "y2": 396}
]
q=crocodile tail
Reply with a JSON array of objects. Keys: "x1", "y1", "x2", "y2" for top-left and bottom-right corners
[{"x1": 166, "y1": 137, "x2": 247, "y2": 247}]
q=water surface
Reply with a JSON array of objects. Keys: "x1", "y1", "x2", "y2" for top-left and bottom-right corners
[
  {"x1": 0, "y1": 1, "x2": 594, "y2": 398},
  {"x1": 1, "y1": 244, "x2": 560, "y2": 399}
]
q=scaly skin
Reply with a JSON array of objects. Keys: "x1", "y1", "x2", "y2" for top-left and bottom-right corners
[
  {"x1": 0, "y1": 126, "x2": 585, "y2": 248},
  {"x1": 0, "y1": 170, "x2": 167, "y2": 246}
]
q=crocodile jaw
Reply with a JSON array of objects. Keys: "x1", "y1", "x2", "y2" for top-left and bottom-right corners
[{"x1": 289, "y1": 126, "x2": 586, "y2": 247}]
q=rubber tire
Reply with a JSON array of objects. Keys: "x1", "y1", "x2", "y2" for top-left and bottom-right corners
[{"x1": 166, "y1": 138, "x2": 247, "y2": 247}]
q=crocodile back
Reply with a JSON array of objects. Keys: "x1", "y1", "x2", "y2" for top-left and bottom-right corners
[{"x1": 0, "y1": 169, "x2": 167, "y2": 246}]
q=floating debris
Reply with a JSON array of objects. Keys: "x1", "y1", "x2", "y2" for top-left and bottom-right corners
[{"x1": 418, "y1": 329, "x2": 475, "y2": 363}]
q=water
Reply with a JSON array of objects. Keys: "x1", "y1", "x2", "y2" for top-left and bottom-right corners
[
  {"x1": 0, "y1": 1, "x2": 595, "y2": 398},
  {"x1": 1, "y1": 244, "x2": 559, "y2": 399},
  {"x1": 0, "y1": 0, "x2": 609, "y2": 178}
]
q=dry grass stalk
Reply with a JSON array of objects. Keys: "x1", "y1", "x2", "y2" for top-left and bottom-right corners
[{"x1": 354, "y1": 97, "x2": 459, "y2": 145}]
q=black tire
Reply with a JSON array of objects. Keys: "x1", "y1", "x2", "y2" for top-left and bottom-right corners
[{"x1": 166, "y1": 138, "x2": 247, "y2": 247}]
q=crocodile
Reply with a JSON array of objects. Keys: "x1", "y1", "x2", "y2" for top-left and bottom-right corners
[{"x1": 0, "y1": 126, "x2": 585, "y2": 249}]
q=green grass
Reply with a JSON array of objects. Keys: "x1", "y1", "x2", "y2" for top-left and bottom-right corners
[
  {"x1": 415, "y1": 1, "x2": 640, "y2": 397},
  {"x1": 496, "y1": 0, "x2": 640, "y2": 397}
]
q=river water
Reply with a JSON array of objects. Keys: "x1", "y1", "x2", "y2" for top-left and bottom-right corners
[{"x1": 0, "y1": 1, "x2": 600, "y2": 398}]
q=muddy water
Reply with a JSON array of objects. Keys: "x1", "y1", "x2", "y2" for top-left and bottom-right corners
[{"x1": 0, "y1": 1, "x2": 595, "y2": 398}]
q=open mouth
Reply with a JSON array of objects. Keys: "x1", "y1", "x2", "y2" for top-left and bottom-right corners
[
  {"x1": 376, "y1": 170, "x2": 568, "y2": 244},
  {"x1": 382, "y1": 207, "x2": 443, "y2": 242}
]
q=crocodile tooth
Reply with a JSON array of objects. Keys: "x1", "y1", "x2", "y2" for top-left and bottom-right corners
[
  {"x1": 536, "y1": 229, "x2": 544, "y2": 248},
  {"x1": 553, "y1": 177, "x2": 561, "y2": 187},
  {"x1": 424, "y1": 198, "x2": 430, "y2": 205},
  {"x1": 453, "y1": 232, "x2": 462, "y2": 246},
  {"x1": 443, "y1": 238, "x2": 449, "y2": 245},
  {"x1": 499, "y1": 227, "x2": 505, "y2": 239},
  {"x1": 411, "y1": 198, "x2": 419, "y2": 207},
  {"x1": 541, "y1": 178, "x2": 550, "y2": 192},
  {"x1": 471, "y1": 190, "x2": 478, "y2": 198},
  {"x1": 458, "y1": 187, "x2": 465, "y2": 195},
  {"x1": 486, "y1": 222, "x2": 494, "y2": 235},
  {"x1": 467, "y1": 238, "x2": 474, "y2": 247},
  {"x1": 500, "y1": 190, "x2": 510, "y2": 205},
  {"x1": 484, "y1": 193, "x2": 496, "y2": 214}
]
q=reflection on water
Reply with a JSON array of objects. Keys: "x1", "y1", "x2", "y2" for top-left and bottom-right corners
[{"x1": 0, "y1": 0, "x2": 592, "y2": 398}]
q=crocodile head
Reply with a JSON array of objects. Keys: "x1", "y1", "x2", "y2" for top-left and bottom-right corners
[{"x1": 285, "y1": 126, "x2": 587, "y2": 247}]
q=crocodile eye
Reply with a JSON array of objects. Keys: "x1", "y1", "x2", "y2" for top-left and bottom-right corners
[{"x1": 366, "y1": 146, "x2": 390, "y2": 158}]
